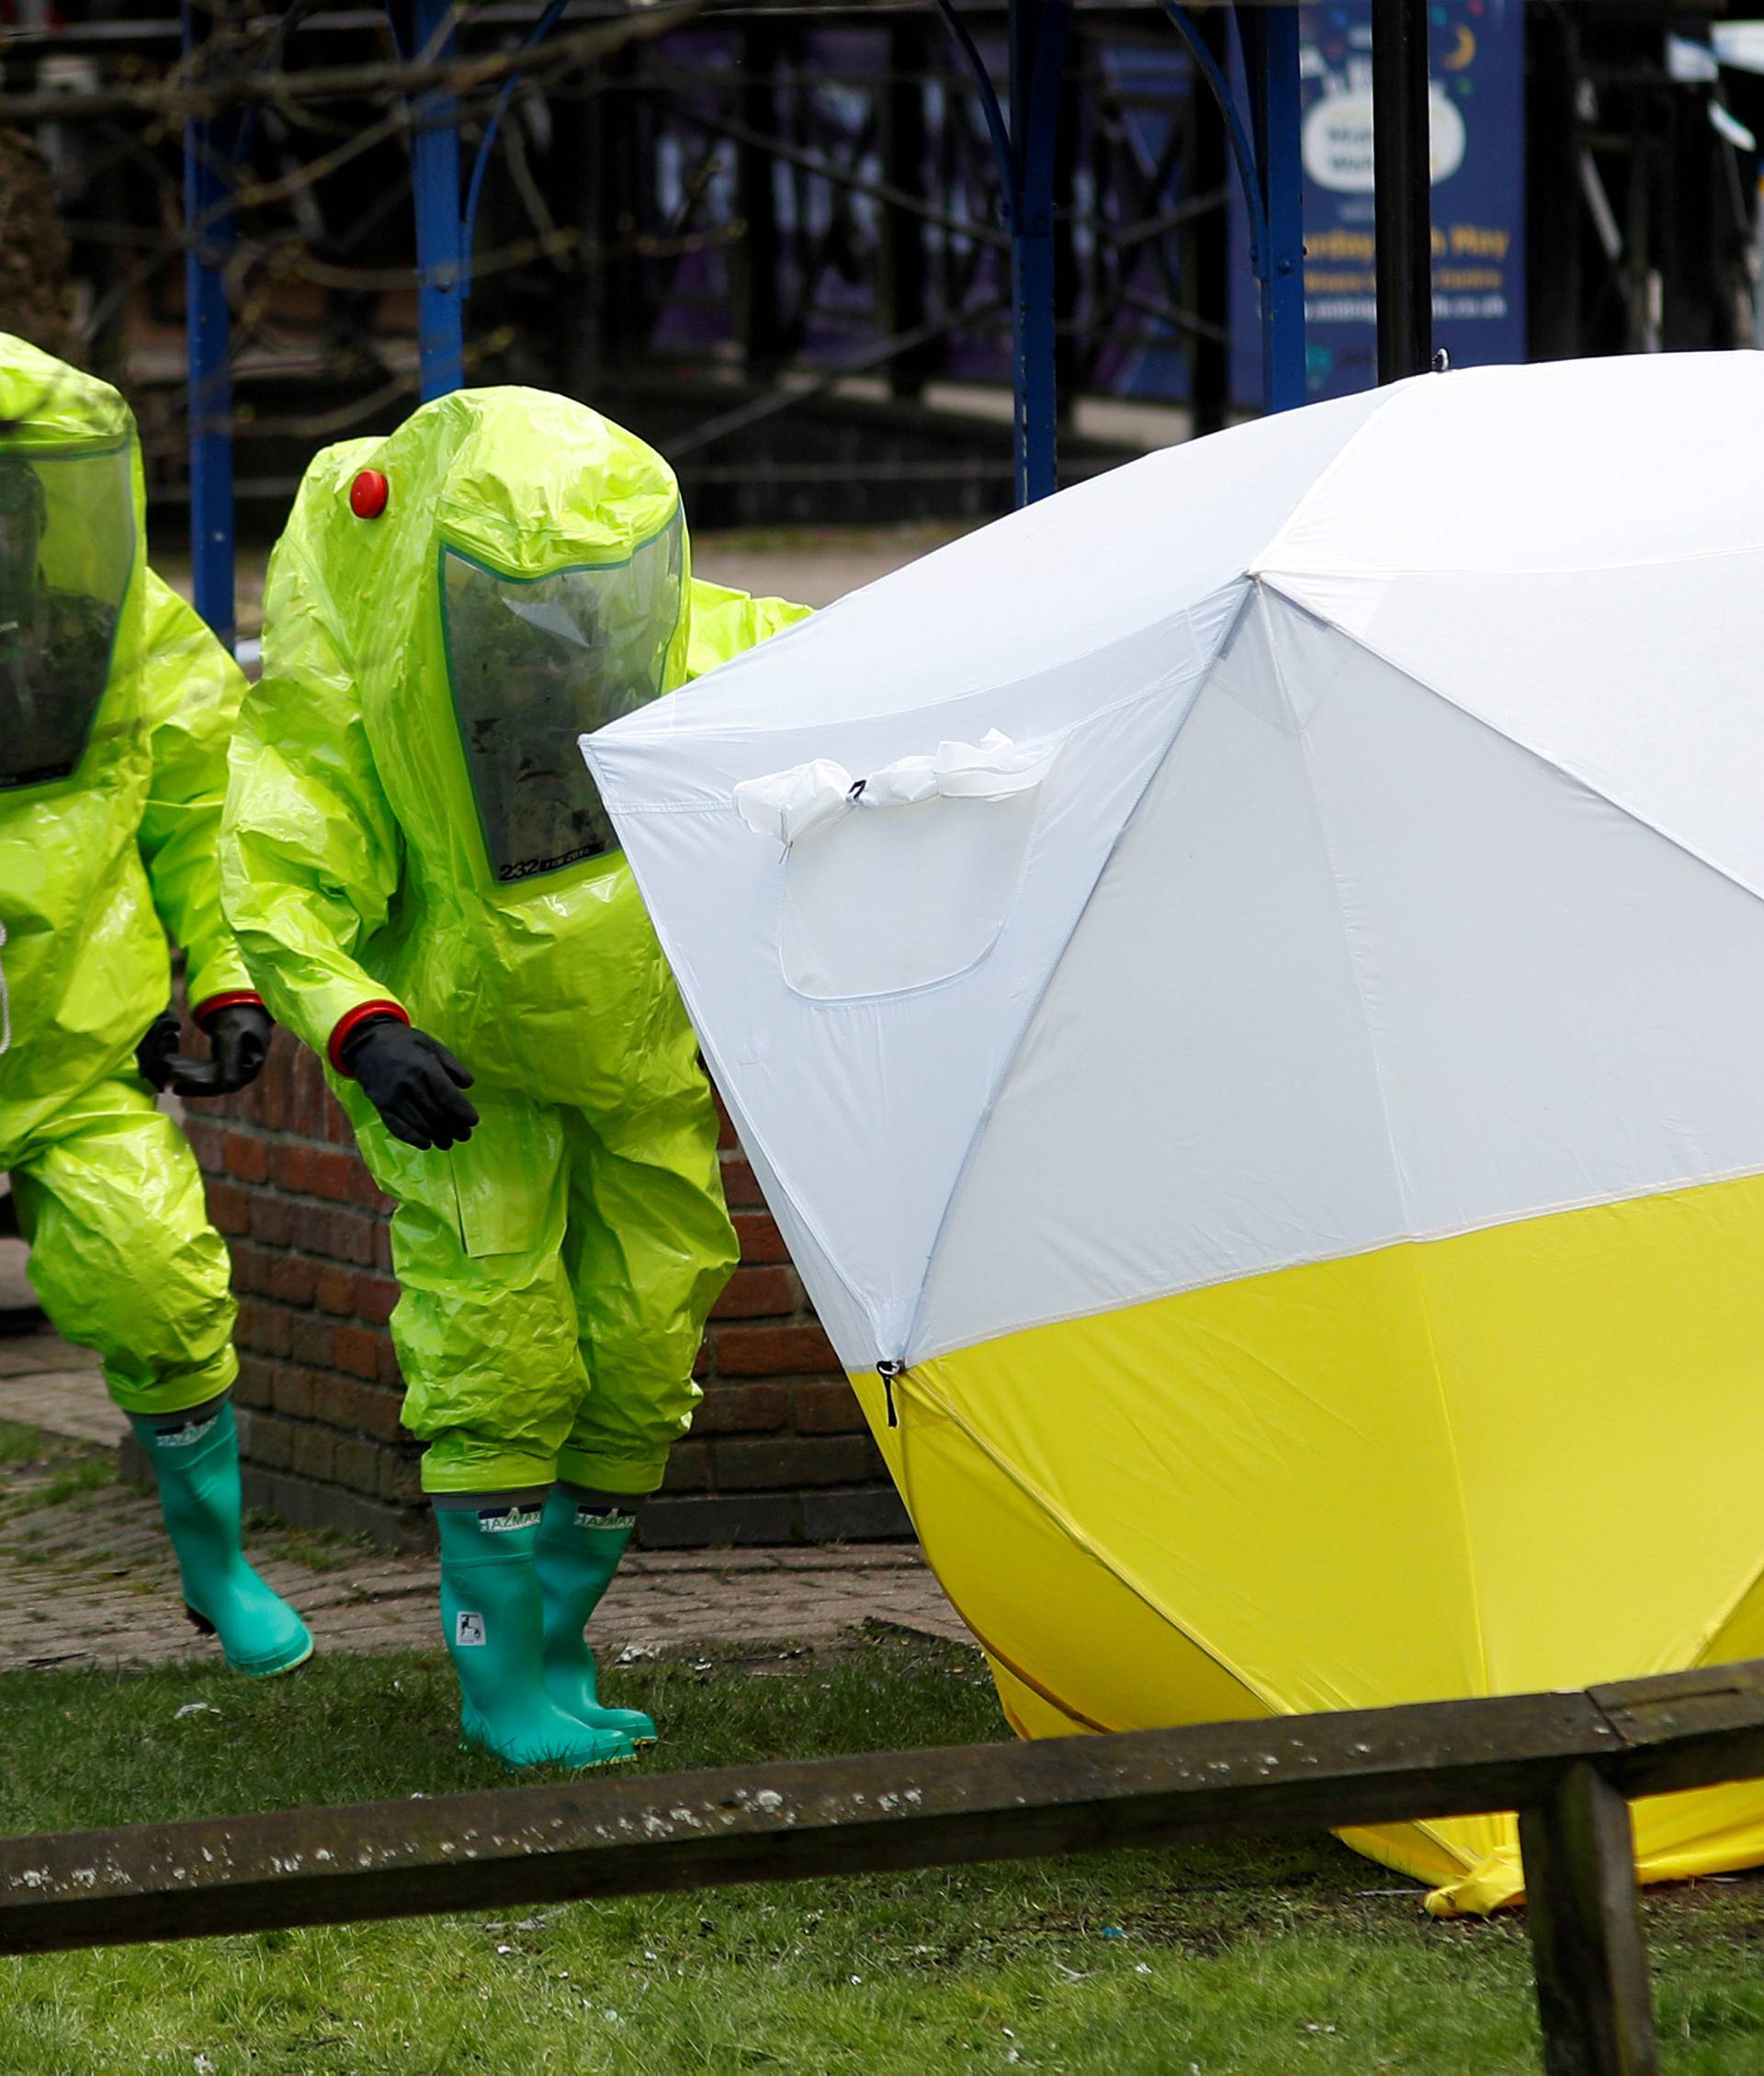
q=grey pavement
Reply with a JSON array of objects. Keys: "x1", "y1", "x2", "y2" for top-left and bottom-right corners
[{"x1": 0, "y1": 1298, "x2": 968, "y2": 1676}]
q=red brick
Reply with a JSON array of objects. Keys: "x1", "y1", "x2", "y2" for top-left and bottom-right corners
[
  {"x1": 661, "y1": 1440, "x2": 712, "y2": 1492},
  {"x1": 291, "y1": 1426, "x2": 336, "y2": 1483},
  {"x1": 206, "y1": 1180, "x2": 251, "y2": 1236},
  {"x1": 270, "y1": 1366, "x2": 315, "y2": 1420},
  {"x1": 249, "y1": 1192, "x2": 294, "y2": 1247},
  {"x1": 335, "y1": 1325, "x2": 383, "y2": 1381},
  {"x1": 373, "y1": 1222, "x2": 395, "y2": 1272},
  {"x1": 312, "y1": 1374, "x2": 364, "y2": 1426},
  {"x1": 343, "y1": 1158, "x2": 386, "y2": 1210},
  {"x1": 223, "y1": 1133, "x2": 271, "y2": 1184},
  {"x1": 183, "y1": 1121, "x2": 226, "y2": 1175},
  {"x1": 251, "y1": 1048, "x2": 290, "y2": 1133},
  {"x1": 234, "y1": 1356, "x2": 275, "y2": 1410},
  {"x1": 718, "y1": 1157, "x2": 765, "y2": 1210},
  {"x1": 289, "y1": 1202, "x2": 378, "y2": 1266},
  {"x1": 715, "y1": 1095, "x2": 739, "y2": 1150},
  {"x1": 322, "y1": 1091, "x2": 355, "y2": 1145},
  {"x1": 710, "y1": 1267, "x2": 796, "y2": 1321},
  {"x1": 289, "y1": 1314, "x2": 335, "y2": 1370},
  {"x1": 378, "y1": 1337, "x2": 405, "y2": 1389},
  {"x1": 321, "y1": 1378, "x2": 366, "y2": 1431},
  {"x1": 228, "y1": 1242, "x2": 275, "y2": 1298},
  {"x1": 268, "y1": 1252, "x2": 318, "y2": 1307},
  {"x1": 714, "y1": 1323, "x2": 841, "y2": 1378},
  {"x1": 313, "y1": 1264, "x2": 357, "y2": 1315},
  {"x1": 792, "y1": 1381, "x2": 868, "y2": 1434},
  {"x1": 293, "y1": 1052, "x2": 332, "y2": 1139},
  {"x1": 379, "y1": 1450, "x2": 424, "y2": 1506},
  {"x1": 333, "y1": 1436, "x2": 380, "y2": 1496},
  {"x1": 305, "y1": 1147, "x2": 360, "y2": 1203},
  {"x1": 714, "y1": 1436, "x2": 877, "y2": 1490},
  {"x1": 732, "y1": 1213, "x2": 790, "y2": 1266},
  {"x1": 237, "y1": 1300, "x2": 292, "y2": 1359},
  {"x1": 243, "y1": 1411, "x2": 294, "y2": 1472},
  {"x1": 356, "y1": 1275, "x2": 400, "y2": 1327},
  {"x1": 270, "y1": 1144, "x2": 313, "y2": 1194},
  {"x1": 353, "y1": 1383, "x2": 406, "y2": 1443},
  {"x1": 689, "y1": 1382, "x2": 788, "y2": 1436}
]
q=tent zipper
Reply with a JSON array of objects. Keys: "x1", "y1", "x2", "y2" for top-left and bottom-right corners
[{"x1": 876, "y1": 1358, "x2": 905, "y2": 1427}]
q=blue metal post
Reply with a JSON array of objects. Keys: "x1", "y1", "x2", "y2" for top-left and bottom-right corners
[
  {"x1": 181, "y1": 0, "x2": 236, "y2": 643},
  {"x1": 410, "y1": 0, "x2": 465, "y2": 399},
  {"x1": 1008, "y1": 0, "x2": 1069, "y2": 504},
  {"x1": 1240, "y1": 3, "x2": 1306, "y2": 412}
]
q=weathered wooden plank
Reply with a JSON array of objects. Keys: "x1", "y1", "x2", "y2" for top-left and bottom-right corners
[
  {"x1": 1520, "y1": 1765, "x2": 1661, "y2": 2076},
  {"x1": 0, "y1": 1686, "x2": 1615, "y2": 1954},
  {"x1": 1592, "y1": 1660, "x2": 1764, "y2": 1801},
  {"x1": 2, "y1": 1661, "x2": 1761, "y2": 1957}
]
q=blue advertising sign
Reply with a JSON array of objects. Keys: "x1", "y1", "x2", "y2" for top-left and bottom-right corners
[
  {"x1": 1231, "y1": 0, "x2": 1525, "y2": 405},
  {"x1": 1297, "y1": 0, "x2": 1526, "y2": 399}
]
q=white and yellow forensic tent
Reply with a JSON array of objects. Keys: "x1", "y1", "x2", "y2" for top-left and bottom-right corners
[{"x1": 585, "y1": 354, "x2": 1764, "y2": 1914}]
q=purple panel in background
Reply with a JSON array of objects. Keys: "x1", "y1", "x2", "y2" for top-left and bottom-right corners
[
  {"x1": 1084, "y1": 41, "x2": 1202, "y2": 404},
  {"x1": 648, "y1": 28, "x2": 743, "y2": 360}
]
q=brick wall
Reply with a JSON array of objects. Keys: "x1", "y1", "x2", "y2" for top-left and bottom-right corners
[{"x1": 174, "y1": 1027, "x2": 909, "y2": 1551}]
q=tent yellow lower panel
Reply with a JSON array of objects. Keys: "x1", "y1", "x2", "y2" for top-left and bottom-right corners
[{"x1": 849, "y1": 1168, "x2": 1764, "y2": 1912}]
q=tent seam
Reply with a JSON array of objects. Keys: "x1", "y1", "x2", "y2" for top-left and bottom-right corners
[
  {"x1": 1275, "y1": 587, "x2": 1496, "y2": 1702},
  {"x1": 909, "y1": 1158, "x2": 1764, "y2": 1365},
  {"x1": 1248, "y1": 379, "x2": 1419, "y2": 576},
  {"x1": 1258, "y1": 577, "x2": 1764, "y2": 913},
  {"x1": 1684, "y1": 1538, "x2": 1764, "y2": 1673},
  {"x1": 670, "y1": 638, "x2": 1237, "y2": 1360},
  {"x1": 1258, "y1": 537, "x2": 1764, "y2": 585},
  {"x1": 595, "y1": 612, "x2": 1231, "y2": 770},
  {"x1": 903, "y1": 1360, "x2": 1277, "y2": 1717},
  {"x1": 897, "y1": 581, "x2": 1252, "y2": 1366}
]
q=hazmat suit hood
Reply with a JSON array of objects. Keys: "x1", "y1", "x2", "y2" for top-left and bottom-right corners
[
  {"x1": 0, "y1": 348, "x2": 136, "y2": 794},
  {"x1": 225, "y1": 387, "x2": 812, "y2": 1113},
  {"x1": 0, "y1": 332, "x2": 254, "y2": 1152}
]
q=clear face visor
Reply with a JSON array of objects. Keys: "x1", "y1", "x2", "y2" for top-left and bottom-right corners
[
  {"x1": 0, "y1": 445, "x2": 133, "y2": 792},
  {"x1": 441, "y1": 514, "x2": 684, "y2": 883}
]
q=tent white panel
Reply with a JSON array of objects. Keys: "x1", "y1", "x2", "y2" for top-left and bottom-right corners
[
  {"x1": 1267, "y1": 550, "x2": 1764, "y2": 902},
  {"x1": 600, "y1": 382, "x2": 1395, "y2": 749},
  {"x1": 912, "y1": 597, "x2": 1408, "y2": 1362},
  {"x1": 916, "y1": 588, "x2": 1764, "y2": 1361},
  {"x1": 1261, "y1": 354, "x2": 1764, "y2": 581},
  {"x1": 1299, "y1": 618, "x2": 1764, "y2": 1238},
  {"x1": 597, "y1": 649, "x2": 1218, "y2": 1368}
]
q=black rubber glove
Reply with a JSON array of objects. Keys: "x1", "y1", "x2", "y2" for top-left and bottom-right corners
[
  {"x1": 137, "y1": 1002, "x2": 274, "y2": 1097},
  {"x1": 135, "y1": 1006, "x2": 182, "y2": 1090},
  {"x1": 341, "y1": 1016, "x2": 479, "y2": 1151},
  {"x1": 202, "y1": 1004, "x2": 274, "y2": 1093}
]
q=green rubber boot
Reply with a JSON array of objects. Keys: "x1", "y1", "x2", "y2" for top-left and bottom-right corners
[
  {"x1": 436, "y1": 1498, "x2": 632, "y2": 1770},
  {"x1": 129, "y1": 1399, "x2": 312, "y2": 1678},
  {"x1": 535, "y1": 1485, "x2": 656, "y2": 1747}
]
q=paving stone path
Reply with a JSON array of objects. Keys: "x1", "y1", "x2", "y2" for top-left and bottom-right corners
[{"x1": 0, "y1": 1259, "x2": 969, "y2": 1675}]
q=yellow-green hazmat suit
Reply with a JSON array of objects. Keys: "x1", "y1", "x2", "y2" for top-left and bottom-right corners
[
  {"x1": 222, "y1": 389, "x2": 811, "y2": 1496},
  {"x1": 0, "y1": 333, "x2": 259, "y2": 1416}
]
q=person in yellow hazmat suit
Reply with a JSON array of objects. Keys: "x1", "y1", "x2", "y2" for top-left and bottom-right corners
[
  {"x1": 0, "y1": 333, "x2": 311, "y2": 1677},
  {"x1": 221, "y1": 387, "x2": 810, "y2": 1769}
]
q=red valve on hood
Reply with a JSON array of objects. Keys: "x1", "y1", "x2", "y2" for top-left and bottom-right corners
[{"x1": 349, "y1": 468, "x2": 390, "y2": 519}]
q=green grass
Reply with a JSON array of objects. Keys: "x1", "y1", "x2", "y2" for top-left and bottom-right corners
[
  {"x1": 3, "y1": 1641, "x2": 1763, "y2": 2074},
  {"x1": 0, "y1": 1417, "x2": 63, "y2": 1467},
  {"x1": 0, "y1": 1419, "x2": 114, "y2": 1510}
]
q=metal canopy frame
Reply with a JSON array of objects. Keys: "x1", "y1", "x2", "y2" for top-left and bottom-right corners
[{"x1": 180, "y1": 0, "x2": 1439, "y2": 640}]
